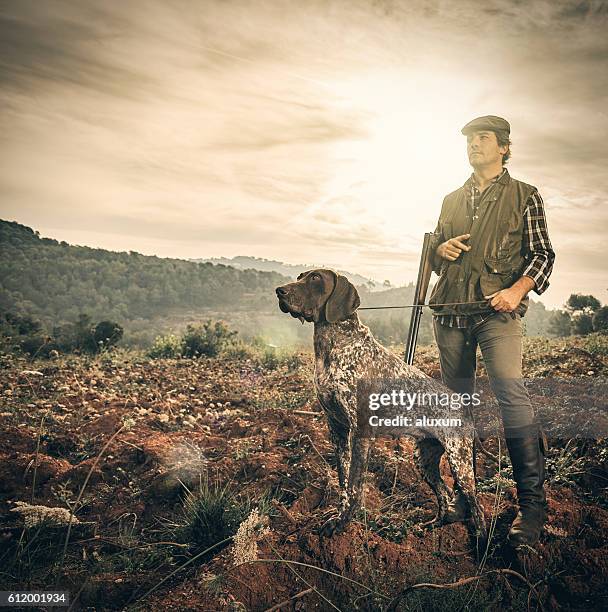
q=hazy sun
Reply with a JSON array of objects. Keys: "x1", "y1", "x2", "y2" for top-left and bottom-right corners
[{"x1": 323, "y1": 70, "x2": 481, "y2": 255}]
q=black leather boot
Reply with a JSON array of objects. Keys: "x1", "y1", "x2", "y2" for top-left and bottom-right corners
[{"x1": 505, "y1": 423, "x2": 547, "y2": 547}]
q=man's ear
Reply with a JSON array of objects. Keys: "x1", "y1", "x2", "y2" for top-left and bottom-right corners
[{"x1": 325, "y1": 273, "x2": 360, "y2": 323}]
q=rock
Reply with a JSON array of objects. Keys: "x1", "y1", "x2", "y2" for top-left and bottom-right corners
[{"x1": 146, "y1": 466, "x2": 204, "y2": 500}]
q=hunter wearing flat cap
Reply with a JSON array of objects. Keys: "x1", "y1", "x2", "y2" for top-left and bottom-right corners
[{"x1": 428, "y1": 115, "x2": 556, "y2": 548}]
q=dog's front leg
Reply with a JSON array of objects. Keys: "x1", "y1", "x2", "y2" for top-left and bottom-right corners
[
  {"x1": 319, "y1": 432, "x2": 370, "y2": 537},
  {"x1": 342, "y1": 434, "x2": 371, "y2": 521},
  {"x1": 335, "y1": 435, "x2": 349, "y2": 491},
  {"x1": 319, "y1": 428, "x2": 351, "y2": 537}
]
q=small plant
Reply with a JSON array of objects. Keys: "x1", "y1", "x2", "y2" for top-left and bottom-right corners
[
  {"x1": 158, "y1": 473, "x2": 250, "y2": 556},
  {"x1": 363, "y1": 509, "x2": 413, "y2": 543},
  {"x1": 10, "y1": 501, "x2": 80, "y2": 528},
  {"x1": 231, "y1": 507, "x2": 270, "y2": 566},
  {"x1": 261, "y1": 346, "x2": 280, "y2": 370},
  {"x1": 93, "y1": 320, "x2": 124, "y2": 350},
  {"x1": 221, "y1": 340, "x2": 258, "y2": 361},
  {"x1": 156, "y1": 476, "x2": 276, "y2": 565},
  {"x1": 232, "y1": 440, "x2": 255, "y2": 461},
  {"x1": 546, "y1": 439, "x2": 587, "y2": 486},
  {"x1": 50, "y1": 479, "x2": 93, "y2": 514},
  {"x1": 477, "y1": 466, "x2": 515, "y2": 492},
  {"x1": 258, "y1": 345, "x2": 303, "y2": 371}
]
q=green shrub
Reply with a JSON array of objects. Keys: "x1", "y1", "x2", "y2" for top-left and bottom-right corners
[
  {"x1": 57, "y1": 313, "x2": 123, "y2": 355},
  {"x1": 572, "y1": 313, "x2": 594, "y2": 336},
  {"x1": 147, "y1": 333, "x2": 183, "y2": 359},
  {"x1": 182, "y1": 320, "x2": 238, "y2": 358},
  {"x1": 4, "y1": 313, "x2": 43, "y2": 336},
  {"x1": 547, "y1": 310, "x2": 572, "y2": 337},
  {"x1": 220, "y1": 339, "x2": 302, "y2": 371},
  {"x1": 157, "y1": 474, "x2": 263, "y2": 557},
  {"x1": 546, "y1": 440, "x2": 586, "y2": 486},
  {"x1": 93, "y1": 320, "x2": 123, "y2": 349},
  {"x1": 19, "y1": 335, "x2": 58, "y2": 358},
  {"x1": 583, "y1": 332, "x2": 608, "y2": 357},
  {"x1": 221, "y1": 340, "x2": 258, "y2": 361},
  {"x1": 593, "y1": 306, "x2": 608, "y2": 333}
]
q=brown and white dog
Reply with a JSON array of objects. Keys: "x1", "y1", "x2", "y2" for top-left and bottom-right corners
[{"x1": 276, "y1": 269, "x2": 487, "y2": 544}]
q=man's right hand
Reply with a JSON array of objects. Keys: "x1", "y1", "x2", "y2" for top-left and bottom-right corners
[{"x1": 436, "y1": 233, "x2": 471, "y2": 261}]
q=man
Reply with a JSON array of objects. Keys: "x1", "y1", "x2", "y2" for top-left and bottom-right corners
[{"x1": 427, "y1": 115, "x2": 555, "y2": 548}]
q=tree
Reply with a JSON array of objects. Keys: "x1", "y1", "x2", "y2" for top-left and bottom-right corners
[
  {"x1": 593, "y1": 306, "x2": 608, "y2": 333},
  {"x1": 571, "y1": 313, "x2": 594, "y2": 336},
  {"x1": 565, "y1": 294, "x2": 601, "y2": 315},
  {"x1": 547, "y1": 310, "x2": 571, "y2": 337}
]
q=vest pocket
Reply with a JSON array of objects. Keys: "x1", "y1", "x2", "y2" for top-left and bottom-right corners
[
  {"x1": 479, "y1": 257, "x2": 513, "y2": 296},
  {"x1": 429, "y1": 262, "x2": 462, "y2": 306}
]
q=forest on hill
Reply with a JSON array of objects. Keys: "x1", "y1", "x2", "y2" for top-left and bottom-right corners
[
  {"x1": 0, "y1": 220, "x2": 287, "y2": 342},
  {"x1": 0, "y1": 218, "x2": 589, "y2": 352}
]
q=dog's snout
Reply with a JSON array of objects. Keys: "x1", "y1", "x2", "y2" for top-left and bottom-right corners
[{"x1": 276, "y1": 286, "x2": 288, "y2": 297}]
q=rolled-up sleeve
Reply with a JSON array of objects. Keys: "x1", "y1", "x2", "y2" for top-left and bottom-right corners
[{"x1": 521, "y1": 189, "x2": 555, "y2": 295}]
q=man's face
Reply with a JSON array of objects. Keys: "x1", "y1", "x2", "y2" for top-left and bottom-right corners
[{"x1": 466, "y1": 130, "x2": 508, "y2": 168}]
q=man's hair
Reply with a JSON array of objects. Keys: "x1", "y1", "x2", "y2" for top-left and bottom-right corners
[{"x1": 495, "y1": 131, "x2": 512, "y2": 164}]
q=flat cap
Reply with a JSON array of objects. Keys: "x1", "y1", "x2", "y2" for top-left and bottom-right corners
[{"x1": 461, "y1": 115, "x2": 510, "y2": 136}]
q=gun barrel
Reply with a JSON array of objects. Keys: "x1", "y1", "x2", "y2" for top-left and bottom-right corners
[{"x1": 404, "y1": 232, "x2": 435, "y2": 365}]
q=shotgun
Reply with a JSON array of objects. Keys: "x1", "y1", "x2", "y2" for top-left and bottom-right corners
[{"x1": 404, "y1": 232, "x2": 436, "y2": 364}]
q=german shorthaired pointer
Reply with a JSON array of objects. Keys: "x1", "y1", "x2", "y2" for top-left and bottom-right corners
[{"x1": 276, "y1": 269, "x2": 487, "y2": 545}]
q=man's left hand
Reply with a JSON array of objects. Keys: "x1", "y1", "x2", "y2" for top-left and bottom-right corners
[
  {"x1": 484, "y1": 276, "x2": 536, "y2": 312},
  {"x1": 484, "y1": 287, "x2": 523, "y2": 312}
]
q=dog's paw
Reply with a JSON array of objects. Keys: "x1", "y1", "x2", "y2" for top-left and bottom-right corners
[{"x1": 317, "y1": 510, "x2": 347, "y2": 538}]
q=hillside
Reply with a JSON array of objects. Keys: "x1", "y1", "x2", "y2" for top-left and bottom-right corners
[
  {"x1": 0, "y1": 219, "x2": 557, "y2": 350},
  {"x1": 197, "y1": 255, "x2": 383, "y2": 290},
  {"x1": 0, "y1": 219, "x2": 288, "y2": 341}
]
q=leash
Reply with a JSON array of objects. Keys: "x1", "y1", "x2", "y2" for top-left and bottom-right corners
[{"x1": 359, "y1": 300, "x2": 490, "y2": 311}]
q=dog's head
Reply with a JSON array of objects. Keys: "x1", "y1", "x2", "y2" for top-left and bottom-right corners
[{"x1": 275, "y1": 269, "x2": 360, "y2": 324}]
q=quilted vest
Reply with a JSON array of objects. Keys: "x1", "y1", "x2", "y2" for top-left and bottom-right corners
[{"x1": 428, "y1": 169, "x2": 536, "y2": 317}]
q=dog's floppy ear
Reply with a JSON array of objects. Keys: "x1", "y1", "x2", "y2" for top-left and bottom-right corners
[{"x1": 325, "y1": 272, "x2": 360, "y2": 323}]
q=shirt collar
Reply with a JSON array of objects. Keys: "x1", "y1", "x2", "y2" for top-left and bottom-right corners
[{"x1": 465, "y1": 167, "x2": 509, "y2": 190}]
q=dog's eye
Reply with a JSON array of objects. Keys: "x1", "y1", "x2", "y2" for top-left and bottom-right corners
[{"x1": 311, "y1": 273, "x2": 321, "y2": 280}]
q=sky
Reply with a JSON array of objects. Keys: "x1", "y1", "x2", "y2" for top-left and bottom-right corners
[{"x1": 1, "y1": 0, "x2": 607, "y2": 308}]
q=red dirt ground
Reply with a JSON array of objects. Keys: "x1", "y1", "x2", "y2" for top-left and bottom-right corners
[{"x1": 0, "y1": 341, "x2": 607, "y2": 610}]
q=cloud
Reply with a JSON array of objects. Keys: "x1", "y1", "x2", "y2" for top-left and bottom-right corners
[{"x1": 0, "y1": 0, "x2": 607, "y2": 309}]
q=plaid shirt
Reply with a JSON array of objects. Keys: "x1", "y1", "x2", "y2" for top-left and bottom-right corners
[{"x1": 435, "y1": 168, "x2": 555, "y2": 328}]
